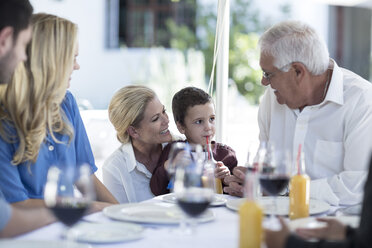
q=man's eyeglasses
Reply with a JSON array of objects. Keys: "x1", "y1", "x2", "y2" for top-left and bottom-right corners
[{"x1": 262, "y1": 62, "x2": 293, "y2": 83}]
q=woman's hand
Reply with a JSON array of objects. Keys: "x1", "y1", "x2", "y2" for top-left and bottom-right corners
[{"x1": 87, "y1": 201, "x2": 113, "y2": 214}]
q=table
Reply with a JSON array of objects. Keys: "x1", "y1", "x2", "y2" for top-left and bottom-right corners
[
  {"x1": 16, "y1": 195, "x2": 241, "y2": 248},
  {"x1": 14, "y1": 195, "x2": 343, "y2": 248}
]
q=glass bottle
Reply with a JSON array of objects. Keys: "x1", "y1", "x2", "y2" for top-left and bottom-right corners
[
  {"x1": 289, "y1": 150, "x2": 310, "y2": 220},
  {"x1": 239, "y1": 172, "x2": 263, "y2": 248},
  {"x1": 205, "y1": 140, "x2": 223, "y2": 194}
]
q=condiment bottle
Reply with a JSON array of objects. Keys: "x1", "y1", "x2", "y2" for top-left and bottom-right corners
[
  {"x1": 289, "y1": 145, "x2": 310, "y2": 220},
  {"x1": 239, "y1": 172, "x2": 263, "y2": 248}
]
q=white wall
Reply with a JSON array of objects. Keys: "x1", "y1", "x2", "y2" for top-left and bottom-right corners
[
  {"x1": 253, "y1": 0, "x2": 329, "y2": 43},
  {"x1": 31, "y1": 0, "x2": 115, "y2": 108}
]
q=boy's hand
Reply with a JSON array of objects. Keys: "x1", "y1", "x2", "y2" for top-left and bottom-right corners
[{"x1": 215, "y1": 162, "x2": 231, "y2": 179}]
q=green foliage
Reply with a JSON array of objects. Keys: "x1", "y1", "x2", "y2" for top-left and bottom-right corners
[
  {"x1": 166, "y1": 0, "x2": 291, "y2": 104},
  {"x1": 166, "y1": 19, "x2": 197, "y2": 51},
  {"x1": 229, "y1": 32, "x2": 262, "y2": 104}
]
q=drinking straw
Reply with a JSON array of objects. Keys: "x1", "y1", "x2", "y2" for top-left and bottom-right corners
[
  {"x1": 296, "y1": 144, "x2": 302, "y2": 175},
  {"x1": 206, "y1": 136, "x2": 211, "y2": 160}
]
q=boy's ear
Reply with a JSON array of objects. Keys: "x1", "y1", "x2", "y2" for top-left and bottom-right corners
[
  {"x1": 176, "y1": 121, "x2": 186, "y2": 134},
  {"x1": 127, "y1": 126, "x2": 139, "y2": 139}
]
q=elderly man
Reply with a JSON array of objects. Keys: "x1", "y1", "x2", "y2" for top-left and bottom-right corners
[
  {"x1": 224, "y1": 20, "x2": 372, "y2": 206},
  {"x1": 0, "y1": 0, "x2": 56, "y2": 237}
]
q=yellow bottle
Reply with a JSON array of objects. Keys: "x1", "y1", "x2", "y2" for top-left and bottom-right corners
[
  {"x1": 239, "y1": 173, "x2": 263, "y2": 248},
  {"x1": 215, "y1": 178, "x2": 223, "y2": 194},
  {"x1": 289, "y1": 151, "x2": 310, "y2": 220},
  {"x1": 201, "y1": 176, "x2": 223, "y2": 194},
  {"x1": 205, "y1": 139, "x2": 223, "y2": 194}
]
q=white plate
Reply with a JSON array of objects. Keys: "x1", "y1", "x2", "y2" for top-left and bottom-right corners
[
  {"x1": 103, "y1": 202, "x2": 215, "y2": 224},
  {"x1": 226, "y1": 197, "x2": 330, "y2": 216},
  {"x1": 68, "y1": 222, "x2": 143, "y2": 243},
  {"x1": 0, "y1": 240, "x2": 91, "y2": 248},
  {"x1": 161, "y1": 193, "x2": 227, "y2": 207},
  {"x1": 289, "y1": 215, "x2": 360, "y2": 231}
]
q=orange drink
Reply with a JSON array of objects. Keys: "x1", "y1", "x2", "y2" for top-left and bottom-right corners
[
  {"x1": 239, "y1": 200, "x2": 263, "y2": 248},
  {"x1": 202, "y1": 176, "x2": 223, "y2": 194},
  {"x1": 239, "y1": 172, "x2": 262, "y2": 248},
  {"x1": 215, "y1": 178, "x2": 223, "y2": 194},
  {"x1": 289, "y1": 174, "x2": 310, "y2": 219},
  {"x1": 289, "y1": 146, "x2": 310, "y2": 220}
]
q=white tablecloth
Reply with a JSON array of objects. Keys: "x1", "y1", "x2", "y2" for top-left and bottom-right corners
[{"x1": 15, "y1": 195, "x2": 241, "y2": 248}]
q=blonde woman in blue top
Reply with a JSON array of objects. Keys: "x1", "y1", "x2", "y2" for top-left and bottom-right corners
[{"x1": 0, "y1": 13, "x2": 118, "y2": 209}]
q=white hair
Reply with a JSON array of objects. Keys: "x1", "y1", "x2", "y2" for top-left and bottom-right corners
[{"x1": 259, "y1": 20, "x2": 329, "y2": 75}]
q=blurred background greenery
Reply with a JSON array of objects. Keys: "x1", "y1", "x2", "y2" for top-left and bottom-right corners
[{"x1": 165, "y1": 0, "x2": 291, "y2": 104}]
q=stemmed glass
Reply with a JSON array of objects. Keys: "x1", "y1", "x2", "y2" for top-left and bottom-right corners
[
  {"x1": 258, "y1": 149, "x2": 291, "y2": 225},
  {"x1": 172, "y1": 143, "x2": 214, "y2": 234},
  {"x1": 44, "y1": 164, "x2": 95, "y2": 241},
  {"x1": 166, "y1": 142, "x2": 190, "y2": 191}
]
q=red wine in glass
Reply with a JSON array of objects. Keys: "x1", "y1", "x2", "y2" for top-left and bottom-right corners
[
  {"x1": 50, "y1": 199, "x2": 89, "y2": 227},
  {"x1": 177, "y1": 196, "x2": 211, "y2": 217},
  {"x1": 259, "y1": 174, "x2": 289, "y2": 196}
]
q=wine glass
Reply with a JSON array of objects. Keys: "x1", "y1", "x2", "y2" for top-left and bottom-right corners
[
  {"x1": 245, "y1": 140, "x2": 262, "y2": 172},
  {"x1": 173, "y1": 143, "x2": 214, "y2": 234},
  {"x1": 44, "y1": 164, "x2": 95, "y2": 241},
  {"x1": 259, "y1": 149, "x2": 291, "y2": 225},
  {"x1": 165, "y1": 142, "x2": 190, "y2": 191}
]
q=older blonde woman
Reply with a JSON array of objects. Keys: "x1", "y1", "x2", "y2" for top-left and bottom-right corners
[
  {"x1": 0, "y1": 13, "x2": 117, "y2": 209},
  {"x1": 103, "y1": 85, "x2": 174, "y2": 203}
]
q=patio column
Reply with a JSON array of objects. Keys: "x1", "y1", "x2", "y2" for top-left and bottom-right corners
[{"x1": 216, "y1": 0, "x2": 230, "y2": 143}]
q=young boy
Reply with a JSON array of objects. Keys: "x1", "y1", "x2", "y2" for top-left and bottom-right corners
[{"x1": 150, "y1": 86, "x2": 238, "y2": 195}]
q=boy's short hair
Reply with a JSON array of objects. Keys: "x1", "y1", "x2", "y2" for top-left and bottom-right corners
[{"x1": 172, "y1": 86, "x2": 212, "y2": 125}]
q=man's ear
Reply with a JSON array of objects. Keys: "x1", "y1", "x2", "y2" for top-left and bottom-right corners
[
  {"x1": 292, "y1": 62, "x2": 306, "y2": 82},
  {"x1": 0, "y1": 27, "x2": 13, "y2": 56},
  {"x1": 176, "y1": 121, "x2": 186, "y2": 134},
  {"x1": 127, "y1": 126, "x2": 139, "y2": 139}
]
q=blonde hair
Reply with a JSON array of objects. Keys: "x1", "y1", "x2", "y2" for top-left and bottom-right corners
[
  {"x1": 0, "y1": 13, "x2": 76, "y2": 165},
  {"x1": 109, "y1": 85, "x2": 156, "y2": 144}
]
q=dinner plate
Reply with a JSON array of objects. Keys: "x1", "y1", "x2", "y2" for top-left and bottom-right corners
[
  {"x1": 226, "y1": 197, "x2": 330, "y2": 216},
  {"x1": 103, "y1": 202, "x2": 215, "y2": 224},
  {"x1": 0, "y1": 240, "x2": 91, "y2": 248},
  {"x1": 289, "y1": 215, "x2": 360, "y2": 231},
  {"x1": 68, "y1": 222, "x2": 143, "y2": 243},
  {"x1": 161, "y1": 193, "x2": 227, "y2": 207}
]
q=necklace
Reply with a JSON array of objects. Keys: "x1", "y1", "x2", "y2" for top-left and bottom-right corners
[{"x1": 322, "y1": 69, "x2": 331, "y2": 101}]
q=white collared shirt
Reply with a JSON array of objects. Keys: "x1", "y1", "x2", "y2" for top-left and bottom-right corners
[
  {"x1": 102, "y1": 142, "x2": 159, "y2": 203},
  {"x1": 258, "y1": 60, "x2": 372, "y2": 206}
]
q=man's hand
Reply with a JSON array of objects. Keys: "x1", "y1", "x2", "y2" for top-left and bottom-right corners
[
  {"x1": 223, "y1": 166, "x2": 247, "y2": 197},
  {"x1": 296, "y1": 217, "x2": 346, "y2": 241},
  {"x1": 265, "y1": 217, "x2": 291, "y2": 248}
]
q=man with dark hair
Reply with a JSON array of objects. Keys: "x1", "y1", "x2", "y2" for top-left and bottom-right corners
[
  {"x1": 0, "y1": 0, "x2": 55, "y2": 238},
  {"x1": 0, "y1": 0, "x2": 33, "y2": 84}
]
